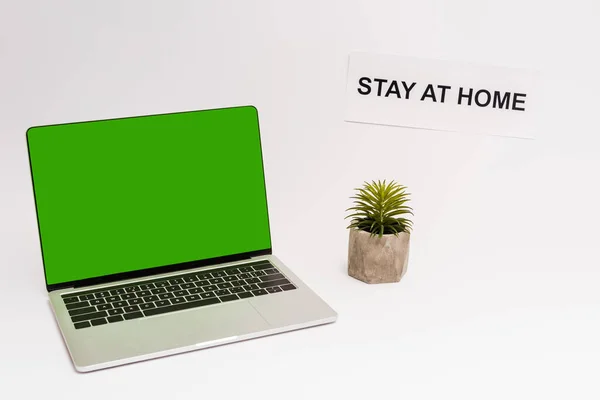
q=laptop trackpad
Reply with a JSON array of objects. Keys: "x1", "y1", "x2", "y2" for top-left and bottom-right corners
[
  {"x1": 170, "y1": 301, "x2": 271, "y2": 342},
  {"x1": 145, "y1": 301, "x2": 272, "y2": 346},
  {"x1": 249, "y1": 291, "x2": 333, "y2": 327}
]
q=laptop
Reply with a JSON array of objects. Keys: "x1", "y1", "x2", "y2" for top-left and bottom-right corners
[{"x1": 26, "y1": 105, "x2": 337, "y2": 372}]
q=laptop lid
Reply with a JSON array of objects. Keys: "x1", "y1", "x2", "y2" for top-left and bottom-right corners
[{"x1": 26, "y1": 106, "x2": 272, "y2": 292}]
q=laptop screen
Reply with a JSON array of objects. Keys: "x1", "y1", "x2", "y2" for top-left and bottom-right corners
[{"x1": 27, "y1": 106, "x2": 272, "y2": 287}]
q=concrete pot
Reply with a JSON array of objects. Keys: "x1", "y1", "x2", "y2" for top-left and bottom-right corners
[{"x1": 348, "y1": 229, "x2": 410, "y2": 284}]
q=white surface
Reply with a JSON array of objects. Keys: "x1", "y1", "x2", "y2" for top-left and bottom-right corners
[
  {"x1": 345, "y1": 52, "x2": 540, "y2": 138},
  {"x1": 1, "y1": 1, "x2": 599, "y2": 399}
]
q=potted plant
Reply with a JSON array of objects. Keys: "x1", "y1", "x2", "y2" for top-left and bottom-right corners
[{"x1": 345, "y1": 180, "x2": 413, "y2": 284}]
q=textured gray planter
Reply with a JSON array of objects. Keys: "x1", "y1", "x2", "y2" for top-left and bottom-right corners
[{"x1": 348, "y1": 229, "x2": 410, "y2": 284}]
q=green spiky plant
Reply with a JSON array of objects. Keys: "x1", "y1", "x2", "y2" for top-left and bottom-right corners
[{"x1": 345, "y1": 180, "x2": 413, "y2": 238}]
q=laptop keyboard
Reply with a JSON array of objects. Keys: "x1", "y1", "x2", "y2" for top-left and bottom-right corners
[{"x1": 61, "y1": 260, "x2": 296, "y2": 329}]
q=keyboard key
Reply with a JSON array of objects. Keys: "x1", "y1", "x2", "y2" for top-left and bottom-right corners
[
  {"x1": 166, "y1": 285, "x2": 181, "y2": 292},
  {"x1": 124, "y1": 312, "x2": 143, "y2": 320},
  {"x1": 106, "y1": 295, "x2": 120, "y2": 302},
  {"x1": 238, "y1": 273, "x2": 250, "y2": 279},
  {"x1": 250, "y1": 270, "x2": 266, "y2": 277},
  {"x1": 143, "y1": 297, "x2": 220, "y2": 317},
  {"x1": 196, "y1": 280, "x2": 210, "y2": 287},
  {"x1": 246, "y1": 278, "x2": 260, "y2": 284},
  {"x1": 266, "y1": 286, "x2": 283, "y2": 294},
  {"x1": 110, "y1": 288, "x2": 126, "y2": 295},
  {"x1": 260, "y1": 273, "x2": 285, "y2": 282},
  {"x1": 97, "y1": 303, "x2": 113, "y2": 311},
  {"x1": 209, "y1": 277, "x2": 224, "y2": 284},
  {"x1": 151, "y1": 288, "x2": 167, "y2": 294},
  {"x1": 204, "y1": 285, "x2": 218, "y2": 291},
  {"x1": 169, "y1": 278, "x2": 184, "y2": 285},
  {"x1": 173, "y1": 290, "x2": 188, "y2": 297},
  {"x1": 219, "y1": 294, "x2": 238, "y2": 302},
  {"x1": 138, "y1": 290, "x2": 151, "y2": 297},
  {"x1": 123, "y1": 306, "x2": 140, "y2": 313},
  {"x1": 107, "y1": 315, "x2": 124, "y2": 323},
  {"x1": 63, "y1": 296, "x2": 80, "y2": 304},
  {"x1": 140, "y1": 303, "x2": 156, "y2": 310},
  {"x1": 211, "y1": 271, "x2": 226, "y2": 278},
  {"x1": 69, "y1": 306, "x2": 97, "y2": 316},
  {"x1": 65, "y1": 301, "x2": 90, "y2": 310},
  {"x1": 183, "y1": 275, "x2": 198, "y2": 282},
  {"x1": 223, "y1": 275, "x2": 237, "y2": 282},
  {"x1": 243, "y1": 284, "x2": 259, "y2": 291},
  {"x1": 90, "y1": 298, "x2": 105, "y2": 306},
  {"x1": 197, "y1": 273, "x2": 212, "y2": 280},
  {"x1": 113, "y1": 301, "x2": 127, "y2": 308},
  {"x1": 121, "y1": 293, "x2": 136, "y2": 300},
  {"x1": 128, "y1": 298, "x2": 144, "y2": 305},
  {"x1": 180, "y1": 283, "x2": 195, "y2": 290},
  {"x1": 95, "y1": 291, "x2": 111, "y2": 298},
  {"x1": 91, "y1": 318, "x2": 107, "y2": 326},
  {"x1": 231, "y1": 280, "x2": 245, "y2": 287},
  {"x1": 171, "y1": 297, "x2": 186, "y2": 304},
  {"x1": 230, "y1": 287, "x2": 245, "y2": 294},
  {"x1": 237, "y1": 292, "x2": 253, "y2": 299},
  {"x1": 215, "y1": 289, "x2": 230, "y2": 296},
  {"x1": 281, "y1": 284, "x2": 296, "y2": 291},
  {"x1": 125, "y1": 286, "x2": 139, "y2": 293},
  {"x1": 79, "y1": 294, "x2": 95, "y2": 301},
  {"x1": 200, "y1": 292, "x2": 216, "y2": 299},
  {"x1": 74, "y1": 321, "x2": 91, "y2": 329},
  {"x1": 252, "y1": 289, "x2": 268, "y2": 297},
  {"x1": 239, "y1": 266, "x2": 253, "y2": 273},
  {"x1": 185, "y1": 294, "x2": 201, "y2": 301},
  {"x1": 155, "y1": 281, "x2": 169, "y2": 287},
  {"x1": 71, "y1": 311, "x2": 108, "y2": 323},
  {"x1": 226, "y1": 268, "x2": 240, "y2": 276},
  {"x1": 143, "y1": 295, "x2": 159, "y2": 302},
  {"x1": 107, "y1": 308, "x2": 124, "y2": 315},
  {"x1": 252, "y1": 263, "x2": 273, "y2": 270},
  {"x1": 159, "y1": 293, "x2": 174, "y2": 300},
  {"x1": 139, "y1": 283, "x2": 155, "y2": 290},
  {"x1": 258, "y1": 279, "x2": 290, "y2": 289},
  {"x1": 217, "y1": 282, "x2": 233, "y2": 289},
  {"x1": 263, "y1": 268, "x2": 278, "y2": 275},
  {"x1": 188, "y1": 287, "x2": 203, "y2": 294},
  {"x1": 156, "y1": 300, "x2": 171, "y2": 308}
]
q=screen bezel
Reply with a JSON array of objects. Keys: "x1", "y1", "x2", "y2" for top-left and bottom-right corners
[{"x1": 26, "y1": 106, "x2": 273, "y2": 292}]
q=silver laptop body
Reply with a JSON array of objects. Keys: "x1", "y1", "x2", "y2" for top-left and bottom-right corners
[{"x1": 50, "y1": 254, "x2": 336, "y2": 372}]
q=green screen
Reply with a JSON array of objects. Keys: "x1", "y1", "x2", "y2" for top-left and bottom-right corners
[{"x1": 27, "y1": 106, "x2": 272, "y2": 286}]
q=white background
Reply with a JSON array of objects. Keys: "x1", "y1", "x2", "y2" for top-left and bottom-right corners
[{"x1": 1, "y1": 1, "x2": 599, "y2": 399}]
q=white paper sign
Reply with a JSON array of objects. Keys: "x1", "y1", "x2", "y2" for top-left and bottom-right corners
[{"x1": 345, "y1": 52, "x2": 540, "y2": 138}]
